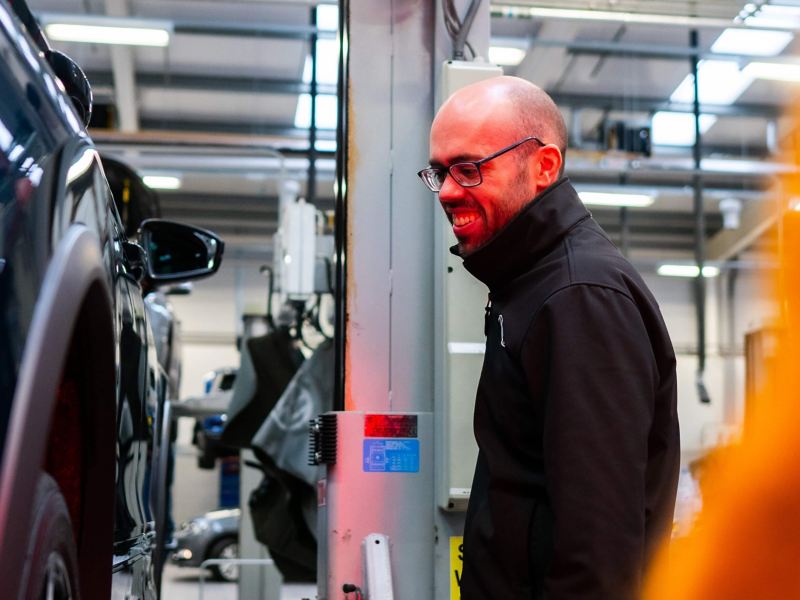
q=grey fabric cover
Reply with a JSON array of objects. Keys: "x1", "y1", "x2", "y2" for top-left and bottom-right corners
[{"x1": 251, "y1": 340, "x2": 334, "y2": 487}]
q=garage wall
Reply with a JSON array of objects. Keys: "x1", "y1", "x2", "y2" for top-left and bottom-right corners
[
  {"x1": 165, "y1": 256, "x2": 273, "y2": 523},
  {"x1": 642, "y1": 268, "x2": 777, "y2": 460},
  {"x1": 169, "y1": 257, "x2": 271, "y2": 400}
]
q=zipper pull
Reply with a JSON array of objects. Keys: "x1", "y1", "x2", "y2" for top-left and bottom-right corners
[
  {"x1": 498, "y1": 314, "x2": 506, "y2": 347},
  {"x1": 484, "y1": 295, "x2": 492, "y2": 337}
]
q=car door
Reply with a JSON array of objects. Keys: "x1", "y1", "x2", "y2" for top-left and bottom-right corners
[{"x1": 55, "y1": 141, "x2": 153, "y2": 562}]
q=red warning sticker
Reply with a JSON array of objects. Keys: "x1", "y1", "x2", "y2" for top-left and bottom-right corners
[{"x1": 364, "y1": 414, "x2": 418, "y2": 438}]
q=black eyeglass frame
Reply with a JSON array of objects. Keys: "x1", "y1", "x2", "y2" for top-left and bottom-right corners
[{"x1": 417, "y1": 135, "x2": 547, "y2": 192}]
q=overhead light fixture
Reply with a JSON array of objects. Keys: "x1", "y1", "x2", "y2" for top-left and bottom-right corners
[
  {"x1": 492, "y1": 4, "x2": 739, "y2": 29},
  {"x1": 302, "y1": 38, "x2": 340, "y2": 85},
  {"x1": 294, "y1": 93, "x2": 338, "y2": 129},
  {"x1": 669, "y1": 60, "x2": 753, "y2": 106},
  {"x1": 711, "y1": 28, "x2": 793, "y2": 56},
  {"x1": 578, "y1": 191, "x2": 655, "y2": 207},
  {"x1": 657, "y1": 264, "x2": 720, "y2": 278},
  {"x1": 488, "y1": 46, "x2": 527, "y2": 66},
  {"x1": 316, "y1": 4, "x2": 339, "y2": 32},
  {"x1": 745, "y1": 3, "x2": 800, "y2": 28},
  {"x1": 41, "y1": 14, "x2": 172, "y2": 47},
  {"x1": 142, "y1": 174, "x2": 181, "y2": 190},
  {"x1": 744, "y1": 60, "x2": 800, "y2": 81},
  {"x1": 492, "y1": 3, "x2": 800, "y2": 30},
  {"x1": 651, "y1": 111, "x2": 717, "y2": 146}
]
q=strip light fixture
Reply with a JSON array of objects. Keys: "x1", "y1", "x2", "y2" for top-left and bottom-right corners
[
  {"x1": 657, "y1": 264, "x2": 720, "y2": 278},
  {"x1": 142, "y1": 175, "x2": 182, "y2": 190},
  {"x1": 41, "y1": 14, "x2": 172, "y2": 47},
  {"x1": 491, "y1": 3, "x2": 800, "y2": 31},
  {"x1": 578, "y1": 191, "x2": 655, "y2": 208},
  {"x1": 744, "y1": 60, "x2": 800, "y2": 82}
]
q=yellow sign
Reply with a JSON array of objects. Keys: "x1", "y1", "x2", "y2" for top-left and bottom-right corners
[{"x1": 450, "y1": 536, "x2": 463, "y2": 599}]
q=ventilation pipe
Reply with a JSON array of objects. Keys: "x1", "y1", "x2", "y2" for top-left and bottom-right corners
[{"x1": 691, "y1": 29, "x2": 710, "y2": 403}]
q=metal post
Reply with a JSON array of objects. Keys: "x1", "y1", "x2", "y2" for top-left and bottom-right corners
[
  {"x1": 308, "y1": 6, "x2": 318, "y2": 204},
  {"x1": 333, "y1": 0, "x2": 349, "y2": 412},
  {"x1": 691, "y1": 29, "x2": 710, "y2": 403}
]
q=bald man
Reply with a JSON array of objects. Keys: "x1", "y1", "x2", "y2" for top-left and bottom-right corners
[{"x1": 419, "y1": 77, "x2": 680, "y2": 599}]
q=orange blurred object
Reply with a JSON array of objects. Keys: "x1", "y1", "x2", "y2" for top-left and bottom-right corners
[{"x1": 644, "y1": 137, "x2": 800, "y2": 599}]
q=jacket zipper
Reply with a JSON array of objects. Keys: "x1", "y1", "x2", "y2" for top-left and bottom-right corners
[
  {"x1": 498, "y1": 314, "x2": 506, "y2": 347},
  {"x1": 484, "y1": 295, "x2": 492, "y2": 337}
]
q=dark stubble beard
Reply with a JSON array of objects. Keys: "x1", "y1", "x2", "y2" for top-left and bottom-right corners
[{"x1": 495, "y1": 162, "x2": 535, "y2": 230}]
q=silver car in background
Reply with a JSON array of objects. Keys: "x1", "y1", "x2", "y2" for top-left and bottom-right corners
[{"x1": 171, "y1": 508, "x2": 240, "y2": 582}]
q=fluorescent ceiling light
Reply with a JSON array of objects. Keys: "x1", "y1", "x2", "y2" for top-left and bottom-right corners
[
  {"x1": 294, "y1": 93, "x2": 338, "y2": 129},
  {"x1": 302, "y1": 38, "x2": 339, "y2": 85},
  {"x1": 651, "y1": 111, "x2": 717, "y2": 146},
  {"x1": 744, "y1": 60, "x2": 800, "y2": 81},
  {"x1": 669, "y1": 60, "x2": 753, "y2": 105},
  {"x1": 492, "y1": 5, "x2": 735, "y2": 28},
  {"x1": 489, "y1": 46, "x2": 526, "y2": 66},
  {"x1": 744, "y1": 5, "x2": 800, "y2": 29},
  {"x1": 579, "y1": 191, "x2": 654, "y2": 207},
  {"x1": 142, "y1": 175, "x2": 181, "y2": 190},
  {"x1": 315, "y1": 139, "x2": 337, "y2": 152},
  {"x1": 316, "y1": 4, "x2": 339, "y2": 32},
  {"x1": 711, "y1": 28, "x2": 793, "y2": 56},
  {"x1": 493, "y1": 3, "x2": 800, "y2": 30},
  {"x1": 43, "y1": 15, "x2": 172, "y2": 47},
  {"x1": 657, "y1": 264, "x2": 720, "y2": 278}
]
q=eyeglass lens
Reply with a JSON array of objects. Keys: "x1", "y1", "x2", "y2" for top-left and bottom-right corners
[{"x1": 451, "y1": 163, "x2": 481, "y2": 186}]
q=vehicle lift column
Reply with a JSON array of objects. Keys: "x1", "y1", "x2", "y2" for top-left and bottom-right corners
[{"x1": 315, "y1": 2, "x2": 491, "y2": 599}]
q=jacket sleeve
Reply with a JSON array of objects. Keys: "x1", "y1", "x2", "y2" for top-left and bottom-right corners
[{"x1": 520, "y1": 284, "x2": 657, "y2": 599}]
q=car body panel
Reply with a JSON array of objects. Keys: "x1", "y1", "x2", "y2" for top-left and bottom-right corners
[{"x1": 0, "y1": 4, "x2": 164, "y2": 598}]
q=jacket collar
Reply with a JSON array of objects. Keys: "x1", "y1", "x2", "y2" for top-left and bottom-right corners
[{"x1": 452, "y1": 178, "x2": 590, "y2": 291}]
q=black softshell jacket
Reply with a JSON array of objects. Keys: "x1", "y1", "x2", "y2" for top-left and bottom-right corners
[{"x1": 457, "y1": 178, "x2": 680, "y2": 600}]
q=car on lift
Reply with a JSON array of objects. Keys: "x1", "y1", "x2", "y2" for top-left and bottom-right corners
[
  {"x1": 0, "y1": 2, "x2": 224, "y2": 598},
  {"x1": 194, "y1": 367, "x2": 238, "y2": 469},
  {"x1": 171, "y1": 508, "x2": 241, "y2": 582}
]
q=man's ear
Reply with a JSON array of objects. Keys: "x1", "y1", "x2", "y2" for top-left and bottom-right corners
[{"x1": 533, "y1": 145, "x2": 563, "y2": 188}]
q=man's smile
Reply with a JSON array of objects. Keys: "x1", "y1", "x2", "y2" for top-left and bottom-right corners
[{"x1": 452, "y1": 212, "x2": 480, "y2": 228}]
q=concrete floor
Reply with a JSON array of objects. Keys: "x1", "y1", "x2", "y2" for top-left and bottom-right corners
[{"x1": 162, "y1": 564, "x2": 317, "y2": 600}]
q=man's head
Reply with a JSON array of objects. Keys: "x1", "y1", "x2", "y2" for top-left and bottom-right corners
[{"x1": 426, "y1": 76, "x2": 567, "y2": 255}]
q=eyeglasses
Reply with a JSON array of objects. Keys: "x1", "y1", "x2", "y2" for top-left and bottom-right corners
[{"x1": 417, "y1": 135, "x2": 546, "y2": 193}]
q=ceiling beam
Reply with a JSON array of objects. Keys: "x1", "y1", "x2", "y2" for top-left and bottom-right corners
[
  {"x1": 105, "y1": 0, "x2": 138, "y2": 132},
  {"x1": 172, "y1": 19, "x2": 334, "y2": 40},
  {"x1": 548, "y1": 91, "x2": 782, "y2": 119},
  {"x1": 137, "y1": 118, "x2": 335, "y2": 139},
  {"x1": 86, "y1": 71, "x2": 337, "y2": 96}
]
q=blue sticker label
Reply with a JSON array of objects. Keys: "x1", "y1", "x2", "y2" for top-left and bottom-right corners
[{"x1": 363, "y1": 439, "x2": 419, "y2": 473}]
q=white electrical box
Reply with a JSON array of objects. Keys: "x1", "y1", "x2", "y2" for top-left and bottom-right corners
[
  {"x1": 277, "y1": 199, "x2": 317, "y2": 299},
  {"x1": 439, "y1": 60, "x2": 503, "y2": 107}
]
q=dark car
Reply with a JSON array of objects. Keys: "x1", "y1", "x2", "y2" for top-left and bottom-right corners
[
  {"x1": 0, "y1": 2, "x2": 224, "y2": 598},
  {"x1": 171, "y1": 508, "x2": 240, "y2": 582}
]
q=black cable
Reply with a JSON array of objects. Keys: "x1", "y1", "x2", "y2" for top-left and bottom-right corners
[{"x1": 442, "y1": 0, "x2": 482, "y2": 60}]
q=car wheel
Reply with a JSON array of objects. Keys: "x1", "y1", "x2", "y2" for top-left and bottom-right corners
[
  {"x1": 208, "y1": 537, "x2": 238, "y2": 582},
  {"x1": 22, "y1": 473, "x2": 81, "y2": 600}
]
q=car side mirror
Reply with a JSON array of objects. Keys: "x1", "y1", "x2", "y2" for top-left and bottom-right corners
[
  {"x1": 45, "y1": 50, "x2": 92, "y2": 128},
  {"x1": 139, "y1": 220, "x2": 224, "y2": 286}
]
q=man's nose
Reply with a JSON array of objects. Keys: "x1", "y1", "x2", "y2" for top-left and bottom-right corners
[{"x1": 438, "y1": 172, "x2": 466, "y2": 202}]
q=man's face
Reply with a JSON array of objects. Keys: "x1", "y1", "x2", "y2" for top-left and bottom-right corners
[{"x1": 429, "y1": 114, "x2": 536, "y2": 255}]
